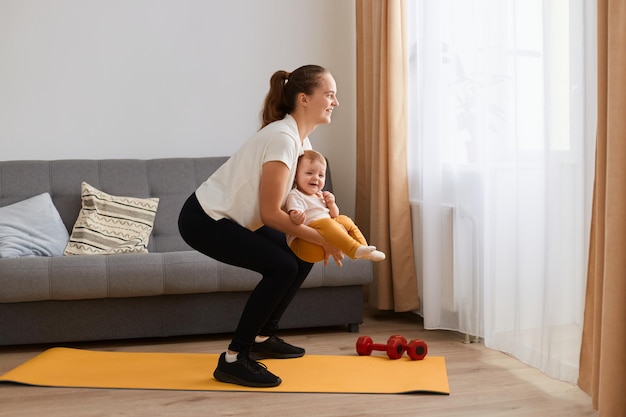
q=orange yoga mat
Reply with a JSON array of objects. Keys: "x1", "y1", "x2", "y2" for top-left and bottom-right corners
[{"x1": 0, "y1": 347, "x2": 449, "y2": 395}]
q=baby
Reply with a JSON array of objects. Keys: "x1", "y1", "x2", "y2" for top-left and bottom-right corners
[{"x1": 285, "y1": 150, "x2": 385, "y2": 263}]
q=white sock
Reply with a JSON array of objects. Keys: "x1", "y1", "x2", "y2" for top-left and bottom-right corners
[
  {"x1": 355, "y1": 245, "x2": 376, "y2": 258},
  {"x1": 359, "y1": 249, "x2": 386, "y2": 262},
  {"x1": 225, "y1": 351, "x2": 238, "y2": 363}
]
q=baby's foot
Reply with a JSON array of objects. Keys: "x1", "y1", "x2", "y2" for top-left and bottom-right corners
[
  {"x1": 355, "y1": 246, "x2": 386, "y2": 261},
  {"x1": 355, "y1": 245, "x2": 376, "y2": 258},
  {"x1": 360, "y1": 249, "x2": 385, "y2": 261}
]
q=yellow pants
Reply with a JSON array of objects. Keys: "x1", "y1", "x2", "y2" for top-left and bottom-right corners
[{"x1": 289, "y1": 215, "x2": 368, "y2": 263}]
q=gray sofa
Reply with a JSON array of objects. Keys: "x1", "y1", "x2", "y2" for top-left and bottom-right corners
[{"x1": 0, "y1": 157, "x2": 372, "y2": 346}]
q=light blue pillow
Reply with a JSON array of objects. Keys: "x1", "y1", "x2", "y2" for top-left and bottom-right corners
[{"x1": 0, "y1": 193, "x2": 70, "y2": 258}]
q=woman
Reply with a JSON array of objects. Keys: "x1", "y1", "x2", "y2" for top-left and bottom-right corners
[{"x1": 178, "y1": 64, "x2": 342, "y2": 388}]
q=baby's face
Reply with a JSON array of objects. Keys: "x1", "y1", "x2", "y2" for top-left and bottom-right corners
[{"x1": 295, "y1": 159, "x2": 326, "y2": 195}]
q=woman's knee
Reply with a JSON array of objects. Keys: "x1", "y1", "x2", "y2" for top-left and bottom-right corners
[
  {"x1": 261, "y1": 252, "x2": 301, "y2": 279},
  {"x1": 261, "y1": 248, "x2": 312, "y2": 284}
]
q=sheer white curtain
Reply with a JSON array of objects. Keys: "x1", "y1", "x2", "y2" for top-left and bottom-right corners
[{"x1": 407, "y1": 0, "x2": 596, "y2": 383}]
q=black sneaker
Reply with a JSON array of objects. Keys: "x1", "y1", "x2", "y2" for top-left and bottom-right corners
[
  {"x1": 249, "y1": 335, "x2": 305, "y2": 360},
  {"x1": 213, "y1": 352, "x2": 282, "y2": 388}
]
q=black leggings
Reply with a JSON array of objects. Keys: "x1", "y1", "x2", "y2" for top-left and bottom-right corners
[{"x1": 177, "y1": 193, "x2": 313, "y2": 354}]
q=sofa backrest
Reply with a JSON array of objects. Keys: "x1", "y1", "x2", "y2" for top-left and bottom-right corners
[{"x1": 0, "y1": 157, "x2": 333, "y2": 253}]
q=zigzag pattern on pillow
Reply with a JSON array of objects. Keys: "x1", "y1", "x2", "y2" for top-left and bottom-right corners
[{"x1": 64, "y1": 182, "x2": 159, "y2": 256}]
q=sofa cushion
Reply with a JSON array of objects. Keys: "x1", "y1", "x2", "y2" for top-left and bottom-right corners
[
  {"x1": 0, "y1": 250, "x2": 371, "y2": 303},
  {"x1": 64, "y1": 182, "x2": 159, "y2": 256},
  {"x1": 0, "y1": 193, "x2": 69, "y2": 258}
]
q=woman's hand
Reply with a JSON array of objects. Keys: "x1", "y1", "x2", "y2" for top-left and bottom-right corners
[{"x1": 323, "y1": 241, "x2": 344, "y2": 267}]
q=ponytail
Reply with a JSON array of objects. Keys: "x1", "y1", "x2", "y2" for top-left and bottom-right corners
[
  {"x1": 260, "y1": 65, "x2": 328, "y2": 128},
  {"x1": 261, "y1": 70, "x2": 290, "y2": 128}
]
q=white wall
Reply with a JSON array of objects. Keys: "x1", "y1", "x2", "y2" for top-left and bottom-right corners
[{"x1": 0, "y1": 0, "x2": 357, "y2": 217}]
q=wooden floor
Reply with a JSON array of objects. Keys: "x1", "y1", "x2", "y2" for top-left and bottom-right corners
[{"x1": 0, "y1": 307, "x2": 596, "y2": 417}]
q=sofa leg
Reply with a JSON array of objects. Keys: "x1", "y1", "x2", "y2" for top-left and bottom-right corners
[{"x1": 347, "y1": 323, "x2": 359, "y2": 333}]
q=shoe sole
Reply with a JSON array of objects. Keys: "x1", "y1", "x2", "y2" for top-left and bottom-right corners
[
  {"x1": 248, "y1": 352, "x2": 305, "y2": 360},
  {"x1": 213, "y1": 369, "x2": 282, "y2": 388}
]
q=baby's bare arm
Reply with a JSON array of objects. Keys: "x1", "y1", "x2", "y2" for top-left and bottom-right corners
[
  {"x1": 322, "y1": 191, "x2": 340, "y2": 218},
  {"x1": 289, "y1": 209, "x2": 306, "y2": 225}
]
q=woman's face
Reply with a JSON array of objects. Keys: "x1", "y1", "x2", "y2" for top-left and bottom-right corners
[{"x1": 305, "y1": 73, "x2": 339, "y2": 125}]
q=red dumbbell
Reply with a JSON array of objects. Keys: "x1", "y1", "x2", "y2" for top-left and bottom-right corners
[
  {"x1": 355, "y1": 335, "x2": 406, "y2": 359},
  {"x1": 390, "y1": 334, "x2": 428, "y2": 360}
]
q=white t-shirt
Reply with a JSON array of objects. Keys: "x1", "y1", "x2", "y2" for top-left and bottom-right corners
[{"x1": 195, "y1": 114, "x2": 312, "y2": 231}]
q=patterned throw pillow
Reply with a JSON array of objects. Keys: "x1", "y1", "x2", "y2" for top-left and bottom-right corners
[{"x1": 64, "y1": 182, "x2": 159, "y2": 255}]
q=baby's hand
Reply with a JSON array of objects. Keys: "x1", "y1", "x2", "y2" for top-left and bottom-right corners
[
  {"x1": 322, "y1": 191, "x2": 335, "y2": 206},
  {"x1": 289, "y1": 209, "x2": 306, "y2": 225}
]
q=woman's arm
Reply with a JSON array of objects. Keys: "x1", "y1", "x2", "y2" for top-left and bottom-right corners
[{"x1": 259, "y1": 160, "x2": 344, "y2": 266}]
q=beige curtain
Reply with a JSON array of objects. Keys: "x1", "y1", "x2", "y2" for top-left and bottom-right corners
[
  {"x1": 355, "y1": 0, "x2": 419, "y2": 312},
  {"x1": 578, "y1": 0, "x2": 626, "y2": 415}
]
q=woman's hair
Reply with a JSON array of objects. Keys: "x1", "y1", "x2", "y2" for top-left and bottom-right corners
[{"x1": 261, "y1": 65, "x2": 328, "y2": 128}]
